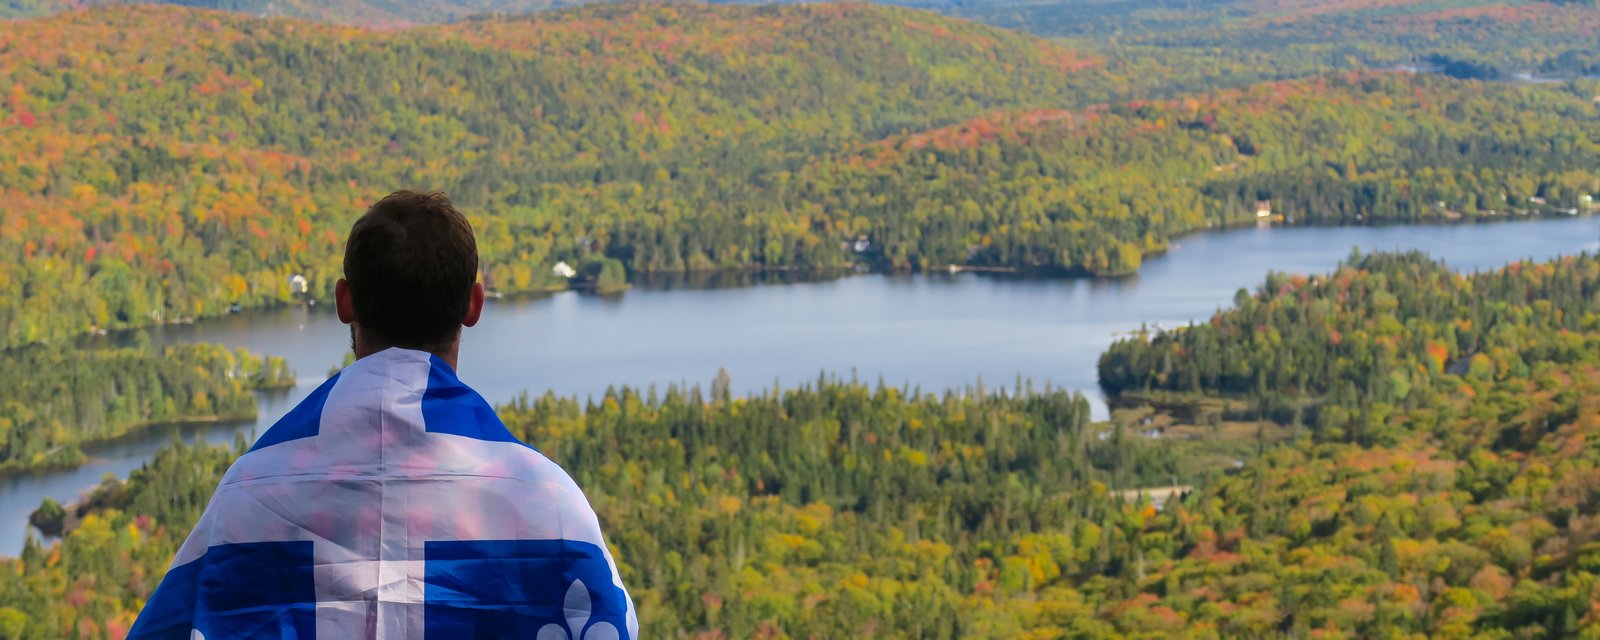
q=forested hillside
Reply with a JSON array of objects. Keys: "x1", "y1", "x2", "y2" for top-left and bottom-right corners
[
  {"x1": 0, "y1": 2, "x2": 1101, "y2": 348},
  {"x1": 1086, "y1": 252, "x2": 1600, "y2": 635},
  {"x1": 12, "y1": 253, "x2": 1600, "y2": 636},
  {"x1": 784, "y1": 74, "x2": 1600, "y2": 275},
  {"x1": 5, "y1": 3, "x2": 1599, "y2": 350},
  {"x1": 965, "y1": 0, "x2": 1600, "y2": 79},
  {"x1": 0, "y1": 0, "x2": 580, "y2": 23}
]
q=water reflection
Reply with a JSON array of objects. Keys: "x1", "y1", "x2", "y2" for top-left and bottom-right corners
[{"x1": 629, "y1": 268, "x2": 854, "y2": 291}]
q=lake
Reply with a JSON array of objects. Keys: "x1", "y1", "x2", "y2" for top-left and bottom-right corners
[{"x1": 4, "y1": 215, "x2": 1597, "y2": 554}]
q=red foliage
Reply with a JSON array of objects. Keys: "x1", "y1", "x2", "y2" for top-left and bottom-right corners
[
  {"x1": 105, "y1": 618, "x2": 132, "y2": 639},
  {"x1": 1035, "y1": 42, "x2": 1100, "y2": 73},
  {"x1": 892, "y1": 108, "x2": 1080, "y2": 154},
  {"x1": 1403, "y1": 4, "x2": 1543, "y2": 27},
  {"x1": 65, "y1": 581, "x2": 91, "y2": 607}
]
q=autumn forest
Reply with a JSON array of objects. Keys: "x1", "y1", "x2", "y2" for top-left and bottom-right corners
[{"x1": 3, "y1": 0, "x2": 1600, "y2": 637}]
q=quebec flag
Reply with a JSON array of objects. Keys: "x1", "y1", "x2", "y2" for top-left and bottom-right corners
[{"x1": 128, "y1": 348, "x2": 638, "y2": 639}]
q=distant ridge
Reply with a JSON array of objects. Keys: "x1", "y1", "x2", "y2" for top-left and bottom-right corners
[
  {"x1": 8, "y1": 0, "x2": 1598, "y2": 29},
  {"x1": 7, "y1": 0, "x2": 626, "y2": 25}
]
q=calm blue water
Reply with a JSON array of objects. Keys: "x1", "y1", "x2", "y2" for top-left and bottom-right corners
[{"x1": 3, "y1": 215, "x2": 1596, "y2": 554}]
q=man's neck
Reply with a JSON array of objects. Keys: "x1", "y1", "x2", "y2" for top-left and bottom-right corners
[{"x1": 354, "y1": 335, "x2": 461, "y2": 371}]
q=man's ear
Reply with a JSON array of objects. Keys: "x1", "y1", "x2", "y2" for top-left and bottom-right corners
[
  {"x1": 335, "y1": 278, "x2": 356, "y2": 325},
  {"x1": 462, "y1": 282, "x2": 485, "y2": 328}
]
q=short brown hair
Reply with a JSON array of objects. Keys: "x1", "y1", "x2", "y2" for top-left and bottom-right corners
[{"x1": 343, "y1": 191, "x2": 478, "y2": 350}]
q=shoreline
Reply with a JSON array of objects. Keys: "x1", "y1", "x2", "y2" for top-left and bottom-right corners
[
  {"x1": 21, "y1": 209, "x2": 1593, "y2": 354},
  {"x1": 0, "y1": 412, "x2": 259, "y2": 480}
]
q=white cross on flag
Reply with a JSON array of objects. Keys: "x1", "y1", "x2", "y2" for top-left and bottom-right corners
[{"x1": 127, "y1": 348, "x2": 638, "y2": 639}]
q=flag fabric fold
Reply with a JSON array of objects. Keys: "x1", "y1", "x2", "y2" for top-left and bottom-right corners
[{"x1": 128, "y1": 348, "x2": 637, "y2": 640}]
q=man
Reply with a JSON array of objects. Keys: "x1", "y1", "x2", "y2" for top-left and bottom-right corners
[{"x1": 129, "y1": 191, "x2": 637, "y2": 639}]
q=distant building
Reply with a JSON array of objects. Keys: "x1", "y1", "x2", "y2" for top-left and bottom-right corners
[
  {"x1": 1255, "y1": 200, "x2": 1272, "y2": 218},
  {"x1": 852, "y1": 236, "x2": 872, "y2": 253},
  {"x1": 288, "y1": 274, "x2": 308, "y2": 295},
  {"x1": 552, "y1": 261, "x2": 577, "y2": 279}
]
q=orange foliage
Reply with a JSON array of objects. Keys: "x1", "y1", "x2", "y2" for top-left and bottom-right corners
[{"x1": 1425, "y1": 340, "x2": 1449, "y2": 373}]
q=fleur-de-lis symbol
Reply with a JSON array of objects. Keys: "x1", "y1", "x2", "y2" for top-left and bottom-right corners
[{"x1": 537, "y1": 580, "x2": 619, "y2": 640}]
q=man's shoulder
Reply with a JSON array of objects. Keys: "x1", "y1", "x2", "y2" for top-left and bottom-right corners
[
  {"x1": 240, "y1": 348, "x2": 540, "y2": 467},
  {"x1": 220, "y1": 419, "x2": 581, "y2": 494}
]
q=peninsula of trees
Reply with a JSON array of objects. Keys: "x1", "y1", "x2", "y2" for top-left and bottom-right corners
[{"x1": 0, "y1": 344, "x2": 291, "y2": 472}]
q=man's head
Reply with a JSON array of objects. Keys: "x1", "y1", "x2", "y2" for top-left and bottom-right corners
[{"x1": 336, "y1": 191, "x2": 484, "y2": 366}]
